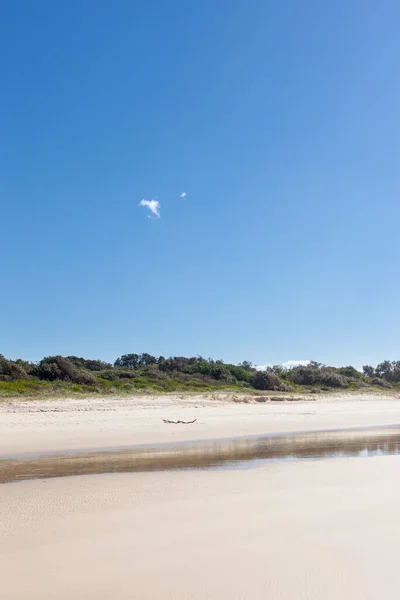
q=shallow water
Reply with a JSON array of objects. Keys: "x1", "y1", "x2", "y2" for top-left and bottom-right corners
[{"x1": 1, "y1": 425, "x2": 400, "y2": 483}]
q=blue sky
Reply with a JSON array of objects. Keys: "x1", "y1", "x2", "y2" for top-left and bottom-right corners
[{"x1": 1, "y1": 0, "x2": 399, "y2": 367}]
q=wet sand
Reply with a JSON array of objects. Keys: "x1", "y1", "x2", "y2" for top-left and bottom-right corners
[
  {"x1": 1, "y1": 394, "x2": 400, "y2": 599},
  {"x1": 2, "y1": 457, "x2": 400, "y2": 599},
  {"x1": 2, "y1": 424, "x2": 400, "y2": 483}
]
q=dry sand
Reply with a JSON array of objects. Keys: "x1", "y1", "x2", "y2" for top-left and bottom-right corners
[
  {"x1": 1, "y1": 393, "x2": 400, "y2": 599},
  {"x1": 1, "y1": 392, "x2": 400, "y2": 456}
]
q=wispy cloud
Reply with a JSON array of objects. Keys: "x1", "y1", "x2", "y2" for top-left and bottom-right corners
[
  {"x1": 254, "y1": 360, "x2": 310, "y2": 371},
  {"x1": 282, "y1": 360, "x2": 310, "y2": 368},
  {"x1": 139, "y1": 199, "x2": 160, "y2": 218},
  {"x1": 179, "y1": 192, "x2": 187, "y2": 198}
]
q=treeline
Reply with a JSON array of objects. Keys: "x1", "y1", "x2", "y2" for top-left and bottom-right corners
[
  {"x1": 0, "y1": 353, "x2": 262, "y2": 389},
  {"x1": 0, "y1": 353, "x2": 399, "y2": 396}
]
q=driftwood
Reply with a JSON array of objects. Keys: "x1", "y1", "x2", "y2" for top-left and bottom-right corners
[{"x1": 163, "y1": 418, "x2": 197, "y2": 424}]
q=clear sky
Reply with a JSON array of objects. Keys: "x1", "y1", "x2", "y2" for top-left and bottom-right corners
[{"x1": 1, "y1": 1, "x2": 399, "y2": 367}]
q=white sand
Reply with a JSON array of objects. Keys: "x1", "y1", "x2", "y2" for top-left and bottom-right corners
[
  {"x1": 1, "y1": 393, "x2": 400, "y2": 599},
  {"x1": 1, "y1": 392, "x2": 400, "y2": 456}
]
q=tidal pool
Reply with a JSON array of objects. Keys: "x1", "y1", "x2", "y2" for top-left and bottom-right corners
[{"x1": 1, "y1": 424, "x2": 399, "y2": 483}]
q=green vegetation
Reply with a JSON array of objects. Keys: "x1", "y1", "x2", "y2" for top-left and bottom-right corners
[{"x1": 0, "y1": 353, "x2": 399, "y2": 398}]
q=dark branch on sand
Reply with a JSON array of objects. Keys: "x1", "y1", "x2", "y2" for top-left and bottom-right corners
[{"x1": 162, "y1": 418, "x2": 197, "y2": 424}]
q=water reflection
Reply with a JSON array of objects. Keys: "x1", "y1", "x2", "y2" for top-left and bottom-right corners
[{"x1": 1, "y1": 425, "x2": 400, "y2": 484}]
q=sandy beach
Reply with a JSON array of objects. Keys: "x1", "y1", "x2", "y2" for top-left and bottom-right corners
[
  {"x1": 1, "y1": 392, "x2": 400, "y2": 456},
  {"x1": 1, "y1": 393, "x2": 400, "y2": 599}
]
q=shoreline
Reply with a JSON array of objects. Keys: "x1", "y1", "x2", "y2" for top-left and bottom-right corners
[
  {"x1": 3, "y1": 419, "x2": 400, "y2": 459},
  {"x1": 2, "y1": 422, "x2": 400, "y2": 484}
]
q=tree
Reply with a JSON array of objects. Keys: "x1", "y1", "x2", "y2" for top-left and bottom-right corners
[
  {"x1": 114, "y1": 354, "x2": 140, "y2": 368},
  {"x1": 363, "y1": 365, "x2": 375, "y2": 378},
  {"x1": 392, "y1": 361, "x2": 400, "y2": 382},
  {"x1": 238, "y1": 361, "x2": 253, "y2": 371},
  {"x1": 309, "y1": 361, "x2": 324, "y2": 369},
  {"x1": 375, "y1": 360, "x2": 400, "y2": 383},
  {"x1": 138, "y1": 353, "x2": 157, "y2": 367},
  {"x1": 375, "y1": 360, "x2": 392, "y2": 380},
  {"x1": 267, "y1": 365, "x2": 287, "y2": 376}
]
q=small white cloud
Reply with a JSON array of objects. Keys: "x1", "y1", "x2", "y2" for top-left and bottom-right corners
[
  {"x1": 254, "y1": 360, "x2": 310, "y2": 371},
  {"x1": 179, "y1": 192, "x2": 187, "y2": 198},
  {"x1": 282, "y1": 360, "x2": 310, "y2": 368},
  {"x1": 139, "y1": 199, "x2": 160, "y2": 218}
]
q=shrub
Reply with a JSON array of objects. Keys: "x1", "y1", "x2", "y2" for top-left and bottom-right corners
[
  {"x1": 33, "y1": 356, "x2": 96, "y2": 385},
  {"x1": 114, "y1": 353, "x2": 157, "y2": 368},
  {"x1": 347, "y1": 381, "x2": 358, "y2": 390},
  {"x1": 252, "y1": 371, "x2": 284, "y2": 391},
  {"x1": 159, "y1": 356, "x2": 192, "y2": 372},
  {"x1": 338, "y1": 366, "x2": 363, "y2": 379},
  {"x1": 67, "y1": 356, "x2": 112, "y2": 371},
  {"x1": 0, "y1": 355, "x2": 29, "y2": 381},
  {"x1": 97, "y1": 370, "x2": 119, "y2": 381},
  {"x1": 318, "y1": 370, "x2": 346, "y2": 388},
  {"x1": 225, "y1": 364, "x2": 254, "y2": 384},
  {"x1": 371, "y1": 377, "x2": 391, "y2": 388},
  {"x1": 290, "y1": 366, "x2": 346, "y2": 388},
  {"x1": 290, "y1": 366, "x2": 317, "y2": 386}
]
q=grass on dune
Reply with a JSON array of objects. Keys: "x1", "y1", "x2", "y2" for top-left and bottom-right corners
[{"x1": 0, "y1": 377, "x2": 248, "y2": 399}]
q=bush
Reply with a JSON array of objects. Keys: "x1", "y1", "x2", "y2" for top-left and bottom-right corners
[
  {"x1": 346, "y1": 381, "x2": 358, "y2": 390},
  {"x1": 3, "y1": 349, "x2": 400, "y2": 397},
  {"x1": 15, "y1": 359, "x2": 35, "y2": 375},
  {"x1": 114, "y1": 353, "x2": 157, "y2": 368},
  {"x1": 289, "y1": 366, "x2": 346, "y2": 388},
  {"x1": 371, "y1": 377, "x2": 391, "y2": 388},
  {"x1": 159, "y1": 356, "x2": 192, "y2": 372},
  {"x1": 318, "y1": 371, "x2": 347, "y2": 388},
  {"x1": 67, "y1": 357, "x2": 112, "y2": 371},
  {"x1": 252, "y1": 371, "x2": 284, "y2": 391},
  {"x1": 338, "y1": 366, "x2": 363, "y2": 379},
  {"x1": 0, "y1": 355, "x2": 29, "y2": 381},
  {"x1": 225, "y1": 364, "x2": 254, "y2": 384},
  {"x1": 110, "y1": 369, "x2": 138, "y2": 380},
  {"x1": 289, "y1": 367, "x2": 315, "y2": 386},
  {"x1": 97, "y1": 370, "x2": 119, "y2": 381},
  {"x1": 33, "y1": 356, "x2": 96, "y2": 385}
]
